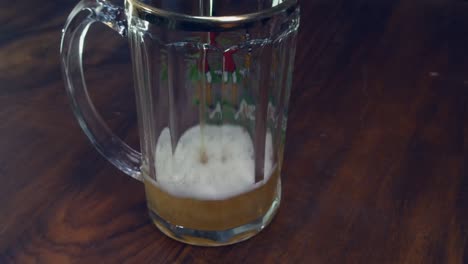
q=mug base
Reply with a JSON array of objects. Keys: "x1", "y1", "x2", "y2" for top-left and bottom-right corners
[{"x1": 148, "y1": 179, "x2": 281, "y2": 246}]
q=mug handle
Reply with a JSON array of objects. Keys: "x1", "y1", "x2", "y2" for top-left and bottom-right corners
[{"x1": 60, "y1": 0, "x2": 142, "y2": 180}]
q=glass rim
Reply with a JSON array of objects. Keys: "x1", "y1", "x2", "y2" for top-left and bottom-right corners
[{"x1": 126, "y1": 0, "x2": 298, "y2": 27}]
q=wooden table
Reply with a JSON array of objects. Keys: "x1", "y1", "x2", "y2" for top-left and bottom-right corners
[{"x1": 1, "y1": 0, "x2": 466, "y2": 263}]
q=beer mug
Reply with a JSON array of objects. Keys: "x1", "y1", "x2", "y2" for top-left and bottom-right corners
[{"x1": 61, "y1": 0, "x2": 299, "y2": 246}]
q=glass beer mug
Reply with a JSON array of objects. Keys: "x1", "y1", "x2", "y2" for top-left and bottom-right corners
[{"x1": 61, "y1": 0, "x2": 299, "y2": 246}]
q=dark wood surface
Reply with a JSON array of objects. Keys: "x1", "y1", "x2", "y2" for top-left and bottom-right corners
[{"x1": 1, "y1": 0, "x2": 467, "y2": 263}]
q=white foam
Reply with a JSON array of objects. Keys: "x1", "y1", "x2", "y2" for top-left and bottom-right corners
[{"x1": 152, "y1": 124, "x2": 274, "y2": 200}]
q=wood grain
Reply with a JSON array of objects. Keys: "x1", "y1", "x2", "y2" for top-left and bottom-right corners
[{"x1": 1, "y1": 0, "x2": 467, "y2": 263}]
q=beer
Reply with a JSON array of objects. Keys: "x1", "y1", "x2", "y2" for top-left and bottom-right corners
[{"x1": 143, "y1": 124, "x2": 279, "y2": 232}]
